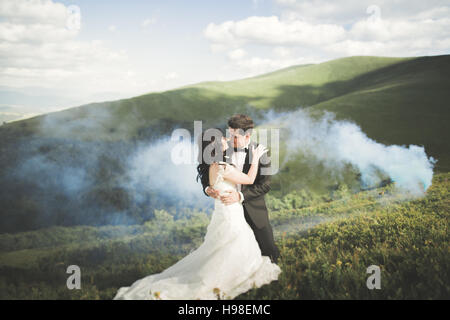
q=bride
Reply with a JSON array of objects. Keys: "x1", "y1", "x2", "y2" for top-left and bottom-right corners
[{"x1": 113, "y1": 129, "x2": 281, "y2": 300}]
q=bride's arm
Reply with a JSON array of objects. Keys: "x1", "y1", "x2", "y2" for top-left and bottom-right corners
[{"x1": 221, "y1": 145, "x2": 268, "y2": 185}]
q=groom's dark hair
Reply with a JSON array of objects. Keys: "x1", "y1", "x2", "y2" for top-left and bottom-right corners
[{"x1": 228, "y1": 114, "x2": 254, "y2": 134}]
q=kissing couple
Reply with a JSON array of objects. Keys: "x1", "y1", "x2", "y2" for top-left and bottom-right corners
[{"x1": 114, "y1": 114, "x2": 281, "y2": 300}]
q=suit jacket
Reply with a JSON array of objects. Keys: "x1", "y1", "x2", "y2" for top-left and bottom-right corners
[{"x1": 201, "y1": 141, "x2": 272, "y2": 229}]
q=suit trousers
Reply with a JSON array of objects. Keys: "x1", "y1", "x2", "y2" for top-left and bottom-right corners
[{"x1": 242, "y1": 206, "x2": 280, "y2": 263}]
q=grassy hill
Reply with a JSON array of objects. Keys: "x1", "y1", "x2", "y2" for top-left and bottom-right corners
[
  {"x1": 0, "y1": 172, "x2": 448, "y2": 299},
  {"x1": 0, "y1": 54, "x2": 448, "y2": 234},
  {"x1": 1, "y1": 51, "x2": 449, "y2": 298},
  {"x1": 2, "y1": 55, "x2": 448, "y2": 168}
]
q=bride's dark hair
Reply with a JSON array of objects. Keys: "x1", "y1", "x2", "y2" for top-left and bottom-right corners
[{"x1": 196, "y1": 127, "x2": 225, "y2": 186}]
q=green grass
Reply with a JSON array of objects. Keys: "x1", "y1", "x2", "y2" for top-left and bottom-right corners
[
  {"x1": 0, "y1": 172, "x2": 448, "y2": 299},
  {"x1": 238, "y1": 173, "x2": 450, "y2": 299},
  {"x1": 0, "y1": 55, "x2": 448, "y2": 298}
]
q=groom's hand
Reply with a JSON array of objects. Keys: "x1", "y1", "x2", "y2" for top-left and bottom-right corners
[{"x1": 220, "y1": 190, "x2": 240, "y2": 205}]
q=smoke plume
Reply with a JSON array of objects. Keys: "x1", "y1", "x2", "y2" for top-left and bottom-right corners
[{"x1": 263, "y1": 108, "x2": 436, "y2": 196}]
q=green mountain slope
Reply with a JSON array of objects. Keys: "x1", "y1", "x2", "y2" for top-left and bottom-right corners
[
  {"x1": 0, "y1": 55, "x2": 448, "y2": 233},
  {"x1": 3, "y1": 55, "x2": 448, "y2": 170},
  {"x1": 0, "y1": 56, "x2": 448, "y2": 299}
]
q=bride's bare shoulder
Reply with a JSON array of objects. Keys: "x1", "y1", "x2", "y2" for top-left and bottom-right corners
[{"x1": 208, "y1": 162, "x2": 218, "y2": 174}]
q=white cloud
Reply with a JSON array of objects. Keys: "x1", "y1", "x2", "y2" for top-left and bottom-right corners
[
  {"x1": 108, "y1": 25, "x2": 117, "y2": 32},
  {"x1": 204, "y1": 1, "x2": 450, "y2": 77},
  {"x1": 0, "y1": 0, "x2": 68, "y2": 24},
  {"x1": 275, "y1": 0, "x2": 450, "y2": 24},
  {"x1": 0, "y1": 19, "x2": 78, "y2": 43},
  {"x1": 0, "y1": 0, "x2": 150, "y2": 107},
  {"x1": 164, "y1": 72, "x2": 179, "y2": 80},
  {"x1": 350, "y1": 15, "x2": 450, "y2": 42},
  {"x1": 273, "y1": 46, "x2": 291, "y2": 58},
  {"x1": 228, "y1": 48, "x2": 247, "y2": 60},
  {"x1": 326, "y1": 13, "x2": 450, "y2": 56},
  {"x1": 204, "y1": 16, "x2": 346, "y2": 47},
  {"x1": 209, "y1": 43, "x2": 228, "y2": 53}
]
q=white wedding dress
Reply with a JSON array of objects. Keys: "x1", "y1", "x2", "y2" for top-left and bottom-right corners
[{"x1": 113, "y1": 162, "x2": 281, "y2": 300}]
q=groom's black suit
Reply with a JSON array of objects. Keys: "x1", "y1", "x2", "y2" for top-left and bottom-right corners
[{"x1": 201, "y1": 141, "x2": 280, "y2": 263}]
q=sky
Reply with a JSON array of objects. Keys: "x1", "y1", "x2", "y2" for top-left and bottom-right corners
[{"x1": 0, "y1": 0, "x2": 449, "y2": 118}]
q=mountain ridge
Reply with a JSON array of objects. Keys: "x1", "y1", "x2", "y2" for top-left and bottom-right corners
[{"x1": 1, "y1": 55, "x2": 448, "y2": 171}]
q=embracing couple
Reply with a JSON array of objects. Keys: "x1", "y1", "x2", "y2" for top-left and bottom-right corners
[{"x1": 114, "y1": 114, "x2": 281, "y2": 300}]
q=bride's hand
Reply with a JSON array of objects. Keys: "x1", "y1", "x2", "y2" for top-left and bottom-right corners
[{"x1": 250, "y1": 144, "x2": 268, "y2": 164}]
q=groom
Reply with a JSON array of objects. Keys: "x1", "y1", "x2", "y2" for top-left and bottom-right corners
[{"x1": 202, "y1": 114, "x2": 280, "y2": 263}]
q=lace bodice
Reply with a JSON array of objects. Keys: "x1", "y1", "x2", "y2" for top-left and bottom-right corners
[{"x1": 212, "y1": 161, "x2": 237, "y2": 194}]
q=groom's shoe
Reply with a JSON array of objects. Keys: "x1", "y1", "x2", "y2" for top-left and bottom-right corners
[
  {"x1": 270, "y1": 248, "x2": 280, "y2": 264},
  {"x1": 270, "y1": 255, "x2": 278, "y2": 264}
]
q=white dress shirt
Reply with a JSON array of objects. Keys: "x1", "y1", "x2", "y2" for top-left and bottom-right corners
[{"x1": 231, "y1": 143, "x2": 248, "y2": 203}]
